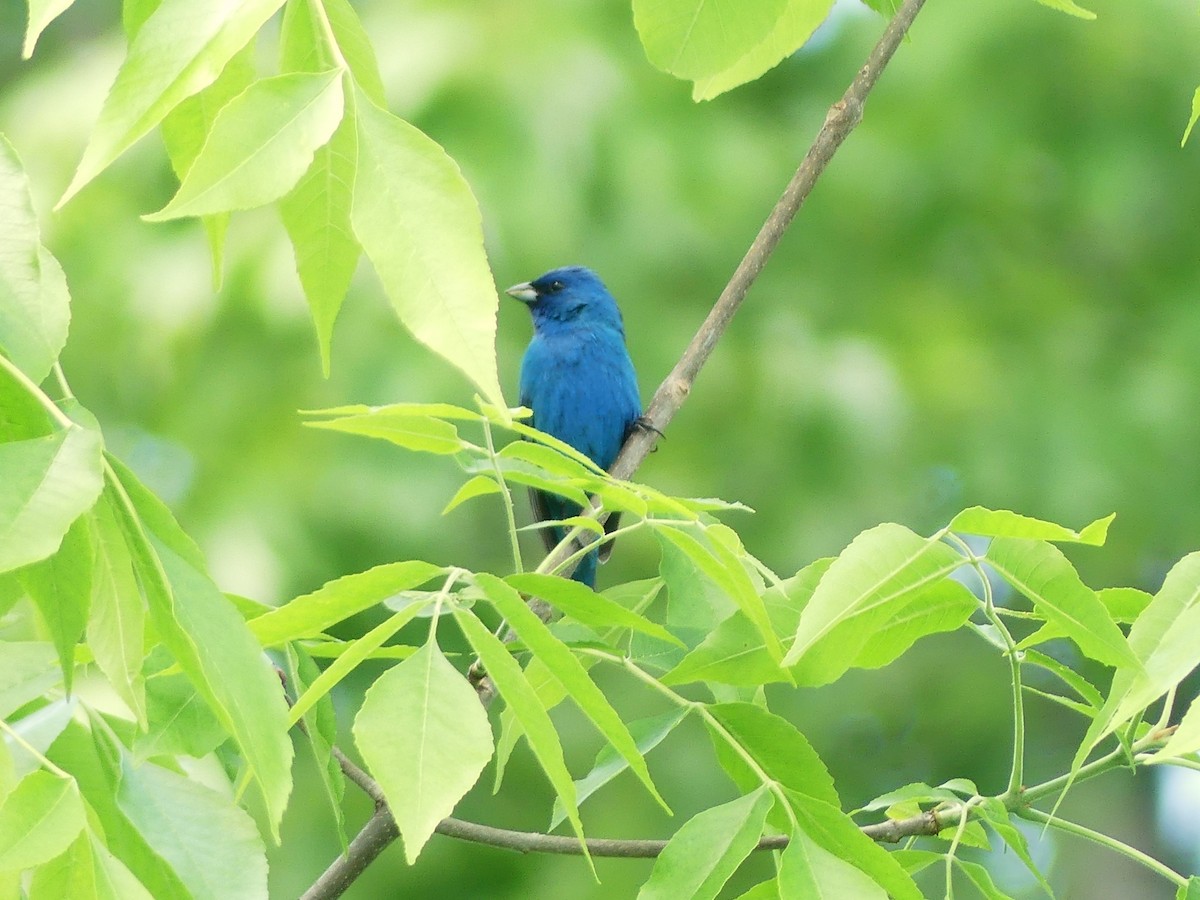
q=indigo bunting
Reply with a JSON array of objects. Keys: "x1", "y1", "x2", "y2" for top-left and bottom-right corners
[{"x1": 507, "y1": 266, "x2": 642, "y2": 587}]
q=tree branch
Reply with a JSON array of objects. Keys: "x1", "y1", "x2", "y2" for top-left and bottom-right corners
[
  {"x1": 304, "y1": 1, "x2": 930, "y2": 895},
  {"x1": 530, "y1": 0, "x2": 929, "y2": 599}
]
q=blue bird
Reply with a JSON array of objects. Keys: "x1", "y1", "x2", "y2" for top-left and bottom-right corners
[{"x1": 507, "y1": 266, "x2": 642, "y2": 588}]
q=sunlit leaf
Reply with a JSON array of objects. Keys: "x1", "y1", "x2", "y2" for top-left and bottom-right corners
[
  {"x1": 19, "y1": 515, "x2": 92, "y2": 690},
  {"x1": 692, "y1": 0, "x2": 834, "y2": 101},
  {"x1": 0, "y1": 770, "x2": 85, "y2": 871},
  {"x1": 475, "y1": 573, "x2": 667, "y2": 809},
  {"x1": 454, "y1": 611, "x2": 590, "y2": 858},
  {"x1": 633, "y1": 0, "x2": 787, "y2": 80},
  {"x1": 249, "y1": 559, "x2": 442, "y2": 646},
  {"x1": 353, "y1": 639, "x2": 493, "y2": 864},
  {"x1": 777, "y1": 826, "x2": 887, "y2": 898},
  {"x1": 0, "y1": 426, "x2": 103, "y2": 573},
  {"x1": 0, "y1": 641, "x2": 59, "y2": 719},
  {"x1": 0, "y1": 137, "x2": 70, "y2": 382},
  {"x1": 117, "y1": 758, "x2": 268, "y2": 900},
  {"x1": 106, "y1": 458, "x2": 293, "y2": 840},
  {"x1": 506, "y1": 572, "x2": 683, "y2": 647},
  {"x1": 705, "y1": 702, "x2": 838, "y2": 807},
  {"x1": 351, "y1": 87, "x2": 505, "y2": 408},
  {"x1": 305, "y1": 407, "x2": 467, "y2": 454},
  {"x1": 27, "y1": 829, "x2": 154, "y2": 900},
  {"x1": 1035, "y1": 0, "x2": 1096, "y2": 20},
  {"x1": 60, "y1": 0, "x2": 290, "y2": 204},
  {"x1": 782, "y1": 524, "x2": 962, "y2": 680},
  {"x1": 950, "y1": 507, "x2": 1113, "y2": 545},
  {"x1": 987, "y1": 538, "x2": 1137, "y2": 669},
  {"x1": 1078, "y1": 552, "x2": 1200, "y2": 766},
  {"x1": 638, "y1": 787, "x2": 771, "y2": 900},
  {"x1": 786, "y1": 793, "x2": 923, "y2": 900}
]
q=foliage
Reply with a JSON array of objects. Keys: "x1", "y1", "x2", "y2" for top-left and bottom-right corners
[{"x1": 2, "y1": 0, "x2": 1200, "y2": 898}]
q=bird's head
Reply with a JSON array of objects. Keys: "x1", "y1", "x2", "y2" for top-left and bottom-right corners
[{"x1": 506, "y1": 266, "x2": 623, "y2": 330}]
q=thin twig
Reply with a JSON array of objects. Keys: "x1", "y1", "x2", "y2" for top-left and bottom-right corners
[{"x1": 303, "y1": 2, "x2": 929, "y2": 895}]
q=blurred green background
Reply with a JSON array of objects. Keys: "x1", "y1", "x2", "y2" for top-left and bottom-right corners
[{"x1": 2, "y1": 0, "x2": 1199, "y2": 895}]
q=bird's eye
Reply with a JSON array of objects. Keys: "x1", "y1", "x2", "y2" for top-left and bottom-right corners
[{"x1": 547, "y1": 280, "x2": 565, "y2": 293}]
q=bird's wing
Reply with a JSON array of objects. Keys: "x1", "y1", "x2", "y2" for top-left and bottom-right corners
[{"x1": 528, "y1": 488, "x2": 561, "y2": 553}]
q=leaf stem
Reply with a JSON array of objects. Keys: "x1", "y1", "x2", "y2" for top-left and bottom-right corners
[
  {"x1": 948, "y1": 532, "x2": 1025, "y2": 799},
  {"x1": 0, "y1": 352, "x2": 74, "y2": 429},
  {"x1": 1019, "y1": 806, "x2": 1187, "y2": 888},
  {"x1": 482, "y1": 418, "x2": 524, "y2": 575}
]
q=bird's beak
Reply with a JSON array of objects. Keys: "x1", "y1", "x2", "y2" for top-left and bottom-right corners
[{"x1": 505, "y1": 282, "x2": 537, "y2": 303}]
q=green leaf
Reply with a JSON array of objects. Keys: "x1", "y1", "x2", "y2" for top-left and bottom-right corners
[
  {"x1": 305, "y1": 407, "x2": 468, "y2": 454},
  {"x1": 0, "y1": 427, "x2": 104, "y2": 574},
  {"x1": 955, "y1": 858, "x2": 1015, "y2": 899},
  {"x1": 1178, "y1": 876, "x2": 1200, "y2": 900},
  {"x1": 106, "y1": 459, "x2": 293, "y2": 840},
  {"x1": 474, "y1": 573, "x2": 668, "y2": 810},
  {"x1": 664, "y1": 610, "x2": 786, "y2": 687},
  {"x1": 1021, "y1": 648, "x2": 1102, "y2": 709},
  {"x1": 0, "y1": 137, "x2": 70, "y2": 382},
  {"x1": 977, "y1": 798, "x2": 1054, "y2": 897},
  {"x1": 280, "y1": 0, "x2": 385, "y2": 102},
  {"x1": 786, "y1": 793, "x2": 923, "y2": 900},
  {"x1": 454, "y1": 611, "x2": 590, "y2": 856},
  {"x1": 86, "y1": 497, "x2": 147, "y2": 725},
  {"x1": 705, "y1": 702, "x2": 838, "y2": 807},
  {"x1": 59, "y1": 0, "x2": 290, "y2": 205},
  {"x1": 280, "y1": 106, "x2": 359, "y2": 375},
  {"x1": 146, "y1": 70, "x2": 345, "y2": 221},
  {"x1": 1097, "y1": 587, "x2": 1153, "y2": 623},
  {"x1": 691, "y1": 0, "x2": 835, "y2": 101},
  {"x1": 442, "y1": 475, "x2": 502, "y2": 514},
  {"x1": 351, "y1": 87, "x2": 505, "y2": 408},
  {"x1": 633, "y1": 0, "x2": 787, "y2": 81},
  {"x1": 505, "y1": 573, "x2": 683, "y2": 647},
  {"x1": 777, "y1": 826, "x2": 887, "y2": 898},
  {"x1": 987, "y1": 538, "x2": 1137, "y2": 669},
  {"x1": 249, "y1": 559, "x2": 442, "y2": 646},
  {"x1": 493, "y1": 655, "x2": 566, "y2": 791},
  {"x1": 22, "y1": 0, "x2": 76, "y2": 58},
  {"x1": 159, "y1": 44, "x2": 255, "y2": 286},
  {"x1": 950, "y1": 507, "x2": 1113, "y2": 545},
  {"x1": 134, "y1": 663, "x2": 226, "y2": 760},
  {"x1": 550, "y1": 708, "x2": 688, "y2": 830},
  {"x1": 855, "y1": 782, "x2": 962, "y2": 814},
  {"x1": 782, "y1": 524, "x2": 963, "y2": 680},
  {"x1": 498, "y1": 440, "x2": 601, "y2": 480},
  {"x1": 0, "y1": 770, "x2": 85, "y2": 871},
  {"x1": 849, "y1": 579, "x2": 977, "y2": 670},
  {"x1": 161, "y1": 44, "x2": 255, "y2": 181},
  {"x1": 353, "y1": 639, "x2": 493, "y2": 864},
  {"x1": 28, "y1": 830, "x2": 154, "y2": 900},
  {"x1": 19, "y1": 515, "x2": 92, "y2": 690},
  {"x1": 285, "y1": 644, "x2": 347, "y2": 852},
  {"x1": 288, "y1": 598, "x2": 432, "y2": 724},
  {"x1": 638, "y1": 787, "x2": 772, "y2": 900},
  {"x1": 1035, "y1": 0, "x2": 1096, "y2": 20},
  {"x1": 117, "y1": 758, "x2": 268, "y2": 900},
  {"x1": 0, "y1": 641, "x2": 60, "y2": 718},
  {"x1": 7, "y1": 699, "x2": 76, "y2": 780},
  {"x1": 655, "y1": 525, "x2": 780, "y2": 659},
  {"x1": 1078, "y1": 552, "x2": 1200, "y2": 766},
  {"x1": 1184, "y1": 88, "x2": 1200, "y2": 147},
  {"x1": 46, "y1": 719, "x2": 190, "y2": 899}
]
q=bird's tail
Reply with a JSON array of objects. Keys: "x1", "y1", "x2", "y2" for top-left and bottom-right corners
[{"x1": 571, "y1": 548, "x2": 598, "y2": 589}]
